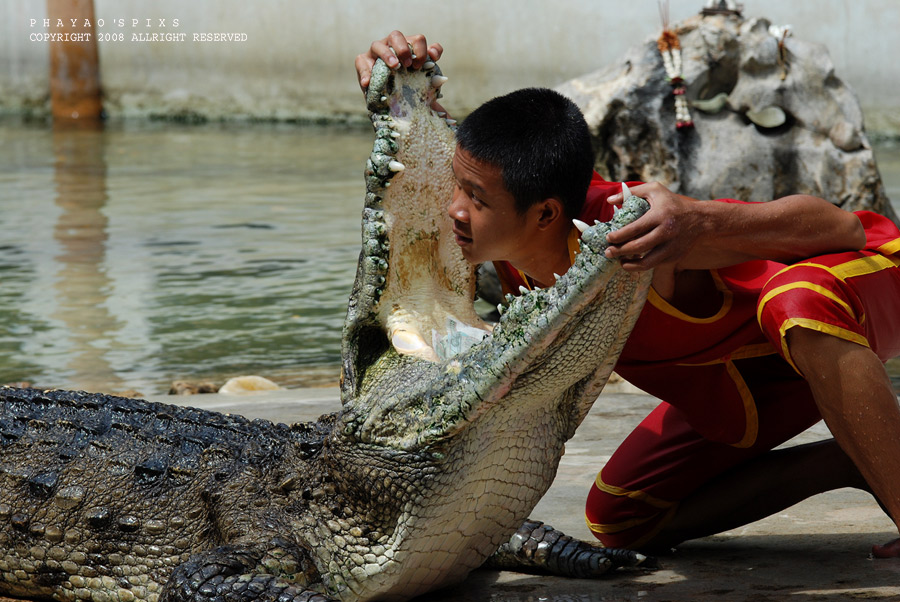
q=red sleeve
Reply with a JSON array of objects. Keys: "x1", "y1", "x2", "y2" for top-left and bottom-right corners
[
  {"x1": 579, "y1": 172, "x2": 644, "y2": 224},
  {"x1": 855, "y1": 210, "x2": 900, "y2": 253}
]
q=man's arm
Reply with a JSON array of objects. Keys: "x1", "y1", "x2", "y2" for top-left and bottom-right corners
[{"x1": 604, "y1": 182, "x2": 866, "y2": 271}]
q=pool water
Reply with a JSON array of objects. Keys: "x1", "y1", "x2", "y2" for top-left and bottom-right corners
[
  {"x1": 1, "y1": 120, "x2": 371, "y2": 394},
  {"x1": 1, "y1": 120, "x2": 899, "y2": 395}
]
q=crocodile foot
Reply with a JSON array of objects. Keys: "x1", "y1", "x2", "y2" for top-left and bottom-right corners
[
  {"x1": 485, "y1": 519, "x2": 656, "y2": 577},
  {"x1": 161, "y1": 539, "x2": 332, "y2": 602}
]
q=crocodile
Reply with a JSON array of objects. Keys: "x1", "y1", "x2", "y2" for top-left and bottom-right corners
[{"x1": 0, "y1": 59, "x2": 652, "y2": 602}]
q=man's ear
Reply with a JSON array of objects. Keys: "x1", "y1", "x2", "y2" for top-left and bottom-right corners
[{"x1": 534, "y1": 198, "x2": 565, "y2": 230}]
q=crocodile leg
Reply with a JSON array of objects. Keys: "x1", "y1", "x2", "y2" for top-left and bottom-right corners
[
  {"x1": 161, "y1": 539, "x2": 333, "y2": 602},
  {"x1": 484, "y1": 520, "x2": 655, "y2": 577}
]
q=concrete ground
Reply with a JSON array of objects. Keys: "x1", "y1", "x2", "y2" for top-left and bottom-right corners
[{"x1": 155, "y1": 385, "x2": 900, "y2": 602}]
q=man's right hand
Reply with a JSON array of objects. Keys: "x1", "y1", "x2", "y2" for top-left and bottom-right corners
[{"x1": 355, "y1": 31, "x2": 444, "y2": 92}]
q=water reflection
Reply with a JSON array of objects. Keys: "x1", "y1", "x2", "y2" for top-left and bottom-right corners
[
  {"x1": 1, "y1": 120, "x2": 370, "y2": 394},
  {"x1": 51, "y1": 125, "x2": 128, "y2": 392}
]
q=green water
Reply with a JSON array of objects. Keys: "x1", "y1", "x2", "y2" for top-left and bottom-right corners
[
  {"x1": 0, "y1": 120, "x2": 371, "y2": 394},
  {"x1": 1, "y1": 120, "x2": 899, "y2": 395}
]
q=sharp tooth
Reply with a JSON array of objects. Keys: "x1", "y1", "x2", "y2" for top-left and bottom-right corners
[
  {"x1": 423, "y1": 61, "x2": 436, "y2": 69},
  {"x1": 380, "y1": 96, "x2": 387, "y2": 102},
  {"x1": 553, "y1": 273, "x2": 561, "y2": 280},
  {"x1": 390, "y1": 131, "x2": 400, "y2": 138},
  {"x1": 445, "y1": 118, "x2": 457, "y2": 125},
  {"x1": 519, "y1": 286, "x2": 529, "y2": 295},
  {"x1": 621, "y1": 182, "x2": 632, "y2": 198},
  {"x1": 431, "y1": 75, "x2": 449, "y2": 88},
  {"x1": 436, "y1": 111, "x2": 447, "y2": 117},
  {"x1": 572, "y1": 219, "x2": 590, "y2": 233},
  {"x1": 392, "y1": 330, "x2": 427, "y2": 353},
  {"x1": 613, "y1": 205, "x2": 620, "y2": 215},
  {"x1": 388, "y1": 160, "x2": 406, "y2": 172}
]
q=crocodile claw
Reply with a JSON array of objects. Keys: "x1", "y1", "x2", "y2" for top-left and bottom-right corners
[{"x1": 484, "y1": 519, "x2": 656, "y2": 577}]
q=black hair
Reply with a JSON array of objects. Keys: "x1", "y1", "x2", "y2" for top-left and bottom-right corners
[{"x1": 455, "y1": 87, "x2": 594, "y2": 218}]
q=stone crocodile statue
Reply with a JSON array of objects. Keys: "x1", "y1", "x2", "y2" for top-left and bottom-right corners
[{"x1": 0, "y1": 59, "x2": 652, "y2": 602}]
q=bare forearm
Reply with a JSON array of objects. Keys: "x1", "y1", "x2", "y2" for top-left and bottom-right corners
[
  {"x1": 681, "y1": 195, "x2": 866, "y2": 269},
  {"x1": 605, "y1": 183, "x2": 866, "y2": 271}
]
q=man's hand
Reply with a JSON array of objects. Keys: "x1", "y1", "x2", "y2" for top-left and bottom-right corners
[
  {"x1": 355, "y1": 31, "x2": 444, "y2": 91},
  {"x1": 604, "y1": 182, "x2": 706, "y2": 271}
]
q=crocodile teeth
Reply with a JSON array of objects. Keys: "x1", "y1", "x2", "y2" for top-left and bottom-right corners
[
  {"x1": 431, "y1": 75, "x2": 449, "y2": 88},
  {"x1": 390, "y1": 131, "x2": 401, "y2": 138},
  {"x1": 423, "y1": 61, "x2": 436, "y2": 69},
  {"x1": 445, "y1": 118, "x2": 457, "y2": 126},
  {"x1": 388, "y1": 160, "x2": 406, "y2": 172},
  {"x1": 391, "y1": 330, "x2": 428, "y2": 353},
  {"x1": 621, "y1": 182, "x2": 632, "y2": 198},
  {"x1": 572, "y1": 219, "x2": 590, "y2": 234},
  {"x1": 519, "y1": 285, "x2": 529, "y2": 295}
]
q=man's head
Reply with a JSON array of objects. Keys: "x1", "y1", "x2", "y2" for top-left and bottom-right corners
[
  {"x1": 455, "y1": 87, "x2": 594, "y2": 218},
  {"x1": 448, "y1": 87, "x2": 595, "y2": 272}
]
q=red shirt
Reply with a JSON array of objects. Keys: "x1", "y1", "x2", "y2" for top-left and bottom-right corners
[{"x1": 494, "y1": 173, "x2": 900, "y2": 446}]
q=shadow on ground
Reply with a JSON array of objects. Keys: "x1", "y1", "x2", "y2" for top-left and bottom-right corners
[{"x1": 427, "y1": 533, "x2": 900, "y2": 601}]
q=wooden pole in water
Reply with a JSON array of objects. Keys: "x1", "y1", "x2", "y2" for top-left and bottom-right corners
[{"x1": 47, "y1": 0, "x2": 103, "y2": 123}]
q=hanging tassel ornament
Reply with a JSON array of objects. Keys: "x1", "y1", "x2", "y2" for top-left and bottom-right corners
[{"x1": 658, "y1": 29, "x2": 692, "y2": 129}]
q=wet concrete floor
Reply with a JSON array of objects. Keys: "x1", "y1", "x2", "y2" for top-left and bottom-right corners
[{"x1": 158, "y1": 386, "x2": 900, "y2": 601}]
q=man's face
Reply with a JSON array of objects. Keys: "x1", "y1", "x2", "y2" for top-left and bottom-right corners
[{"x1": 448, "y1": 146, "x2": 530, "y2": 266}]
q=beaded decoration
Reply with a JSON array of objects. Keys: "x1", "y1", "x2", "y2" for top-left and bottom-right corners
[{"x1": 658, "y1": 1, "x2": 692, "y2": 129}]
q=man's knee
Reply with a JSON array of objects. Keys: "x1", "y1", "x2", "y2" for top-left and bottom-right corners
[{"x1": 585, "y1": 473, "x2": 676, "y2": 550}]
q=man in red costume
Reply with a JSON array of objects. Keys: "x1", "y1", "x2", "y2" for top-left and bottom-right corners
[{"x1": 356, "y1": 32, "x2": 900, "y2": 558}]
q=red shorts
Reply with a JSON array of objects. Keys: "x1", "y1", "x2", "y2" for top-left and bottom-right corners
[
  {"x1": 758, "y1": 249, "x2": 900, "y2": 368},
  {"x1": 586, "y1": 246, "x2": 900, "y2": 549}
]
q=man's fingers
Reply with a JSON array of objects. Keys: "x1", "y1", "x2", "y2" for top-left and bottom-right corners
[
  {"x1": 357, "y1": 33, "x2": 442, "y2": 93},
  {"x1": 407, "y1": 34, "x2": 429, "y2": 69},
  {"x1": 618, "y1": 256, "x2": 651, "y2": 272},
  {"x1": 605, "y1": 213, "x2": 657, "y2": 246},
  {"x1": 386, "y1": 30, "x2": 414, "y2": 66},
  {"x1": 355, "y1": 54, "x2": 375, "y2": 91},
  {"x1": 428, "y1": 43, "x2": 444, "y2": 62},
  {"x1": 371, "y1": 39, "x2": 400, "y2": 67},
  {"x1": 615, "y1": 245, "x2": 666, "y2": 272},
  {"x1": 605, "y1": 221, "x2": 669, "y2": 262}
]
